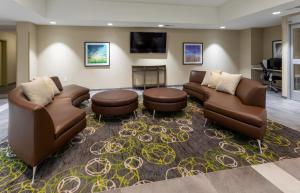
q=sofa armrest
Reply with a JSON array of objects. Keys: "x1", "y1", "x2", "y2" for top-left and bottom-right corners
[
  {"x1": 8, "y1": 88, "x2": 55, "y2": 166},
  {"x1": 50, "y1": 76, "x2": 63, "y2": 91},
  {"x1": 236, "y1": 78, "x2": 267, "y2": 108},
  {"x1": 189, "y1": 71, "x2": 206, "y2": 84}
]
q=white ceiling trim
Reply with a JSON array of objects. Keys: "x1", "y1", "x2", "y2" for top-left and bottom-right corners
[
  {"x1": 14, "y1": 0, "x2": 47, "y2": 17},
  {"x1": 96, "y1": 0, "x2": 229, "y2": 7},
  {"x1": 219, "y1": 0, "x2": 296, "y2": 22},
  {"x1": 0, "y1": 0, "x2": 300, "y2": 29},
  {"x1": 46, "y1": 0, "x2": 219, "y2": 24}
]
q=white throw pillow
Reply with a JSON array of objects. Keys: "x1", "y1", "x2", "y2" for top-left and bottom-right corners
[
  {"x1": 201, "y1": 71, "x2": 212, "y2": 86},
  {"x1": 216, "y1": 72, "x2": 242, "y2": 95},
  {"x1": 36, "y1": 77, "x2": 60, "y2": 97},
  {"x1": 43, "y1": 77, "x2": 60, "y2": 97},
  {"x1": 202, "y1": 71, "x2": 222, "y2": 86},
  {"x1": 21, "y1": 79, "x2": 53, "y2": 106},
  {"x1": 207, "y1": 72, "x2": 222, "y2": 88}
]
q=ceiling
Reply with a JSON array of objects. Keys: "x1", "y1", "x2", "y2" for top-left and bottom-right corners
[
  {"x1": 98, "y1": 0, "x2": 229, "y2": 6},
  {"x1": 0, "y1": 0, "x2": 300, "y2": 29}
]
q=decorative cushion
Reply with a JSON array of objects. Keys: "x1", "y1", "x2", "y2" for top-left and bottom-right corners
[
  {"x1": 201, "y1": 71, "x2": 212, "y2": 86},
  {"x1": 35, "y1": 77, "x2": 60, "y2": 97},
  {"x1": 21, "y1": 79, "x2": 53, "y2": 106},
  {"x1": 201, "y1": 71, "x2": 222, "y2": 86},
  {"x1": 207, "y1": 72, "x2": 222, "y2": 88},
  {"x1": 42, "y1": 77, "x2": 60, "y2": 97},
  {"x1": 216, "y1": 72, "x2": 242, "y2": 95}
]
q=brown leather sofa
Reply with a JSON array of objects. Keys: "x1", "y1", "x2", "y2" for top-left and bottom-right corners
[
  {"x1": 8, "y1": 77, "x2": 90, "y2": 183},
  {"x1": 183, "y1": 71, "x2": 267, "y2": 153}
]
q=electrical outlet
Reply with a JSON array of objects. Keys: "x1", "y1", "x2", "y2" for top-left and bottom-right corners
[{"x1": 63, "y1": 77, "x2": 68, "y2": 82}]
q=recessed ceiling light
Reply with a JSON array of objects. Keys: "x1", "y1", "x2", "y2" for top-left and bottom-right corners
[
  {"x1": 107, "y1": 23, "x2": 113, "y2": 26},
  {"x1": 49, "y1": 21, "x2": 56, "y2": 25},
  {"x1": 272, "y1": 11, "x2": 281, "y2": 15},
  {"x1": 158, "y1": 24, "x2": 164, "y2": 28},
  {"x1": 220, "y1": 26, "x2": 226, "y2": 29}
]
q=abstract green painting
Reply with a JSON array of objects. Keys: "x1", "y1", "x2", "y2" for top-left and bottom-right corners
[{"x1": 85, "y1": 42, "x2": 110, "y2": 67}]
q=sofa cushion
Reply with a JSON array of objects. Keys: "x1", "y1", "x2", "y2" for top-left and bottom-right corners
[
  {"x1": 38, "y1": 77, "x2": 60, "y2": 97},
  {"x1": 184, "y1": 82, "x2": 204, "y2": 93},
  {"x1": 183, "y1": 83, "x2": 217, "y2": 100},
  {"x1": 56, "y1": 85, "x2": 89, "y2": 101},
  {"x1": 21, "y1": 79, "x2": 53, "y2": 106},
  {"x1": 45, "y1": 98, "x2": 86, "y2": 138},
  {"x1": 216, "y1": 72, "x2": 242, "y2": 95},
  {"x1": 201, "y1": 71, "x2": 212, "y2": 86},
  {"x1": 207, "y1": 72, "x2": 222, "y2": 88},
  {"x1": 204, "y1": 92, "x2": 266, "y2": 127}
]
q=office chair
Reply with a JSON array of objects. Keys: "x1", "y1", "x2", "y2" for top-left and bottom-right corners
[{"x1": 260, "y1": 62, "x2": 282, "y2": 92}]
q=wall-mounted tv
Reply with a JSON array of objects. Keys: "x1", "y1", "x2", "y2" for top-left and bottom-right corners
[{"x1": 130, "y1": 32, "x2": 167, "y2": 53}]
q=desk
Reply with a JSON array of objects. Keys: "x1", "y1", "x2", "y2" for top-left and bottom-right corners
[
  {"x1": 132, "y1": 65, "x2": 166, "y2": 89},
  {"x1": 251, "y1": 67, "x2": 282, "y2": 73},
  {"x1": 251, "y1": 67, "x2": 282, "y2": 89}
]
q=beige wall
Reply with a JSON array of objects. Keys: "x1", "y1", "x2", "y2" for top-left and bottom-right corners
[
  {"x1": 251, "y1": 28, "x2": 263, "y2": 66},
  {"x1": 239, "y1": 27, "x2": 282, "y2": 82},
  {"x1": 239, "y1": 29, "x2": 252, "y2": 78},
  {"x1": 239, "y1": 28, "x2": 264, "y2": 79},
  {"x1": 16, "y1": 22, "x2": 30, "y2": 85},
  {"x1": 263, "y1": 26, "x2": 282, "y2": 59},
  {"x1": 29, "y1": 24, "x2": 38, "y2": 80},
  {"x1": 37, "y1": 26, "x2": 241, "y2": 89},
  {"x1": 16, "y1": 22, "x2": 37, "y2": 85},
  {"x1": 0, "y1": 31, "x2": 17, "y2": 84}
]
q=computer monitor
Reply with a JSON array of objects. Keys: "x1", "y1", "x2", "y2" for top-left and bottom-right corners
[{"x1": 267, "y1": 58, "x2": 282, "y2": 70}]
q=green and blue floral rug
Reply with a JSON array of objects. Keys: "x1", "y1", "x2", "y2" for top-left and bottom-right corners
[{"x1": 1, "y1": 99, "x2": 300, "y2": 192}]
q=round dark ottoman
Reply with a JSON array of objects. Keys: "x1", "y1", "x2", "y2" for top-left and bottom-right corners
[
  {"x1": 143, "y1": 88, "x2": 187, "y2": 118},
  {"x1": 92, "y1": 90, "x2": 138, "y2": 120}
]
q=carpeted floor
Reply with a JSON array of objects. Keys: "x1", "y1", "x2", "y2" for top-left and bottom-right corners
[{"x1": 1, "y1": 98, "x2": 300, "y2": 192}]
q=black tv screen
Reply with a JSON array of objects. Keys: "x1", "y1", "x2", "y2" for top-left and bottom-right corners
[{"x1": 130, "y1": 32, "x2": 167, "y2": 53}]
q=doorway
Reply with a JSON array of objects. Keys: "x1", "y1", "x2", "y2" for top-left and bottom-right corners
[
  {"x1": 0, "y1": 40, "x2": 7, "y2": 87},
  {"x1": 290, "y1": 24, "x2": 300, "y2": 101}
]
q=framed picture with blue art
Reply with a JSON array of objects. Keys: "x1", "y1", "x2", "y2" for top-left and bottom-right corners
[
  {"x1": 84, "y1": 42, "x2": 110, "y2": 67},
  {"x1": 183, "y1": 43, "x2": 203, "y2": 65}
]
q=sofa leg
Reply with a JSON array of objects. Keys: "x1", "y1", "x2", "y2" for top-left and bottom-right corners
[
  {"x1": 31, "y1": 166, "x2": 37, "y2": 185},
  {"x1": 203, "y1": 118, "x2": 208, "y2": 127},
  {"x1": 152, "y1": 110, "x2": 156, "y2": 119},
  {"x1": 257, "y1": 139, "x2": 263, "y2": 154},
  {"x1": 133, "y1": 111, "x2": 137, "y2": 119},
  {"x1": 98, "y1": 114, "x2": 102, "y2": 122}
]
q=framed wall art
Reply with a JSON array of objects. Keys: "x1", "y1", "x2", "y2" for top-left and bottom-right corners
[
  {"x1": 272, "y1": 40, "x2": 282, "y2": 58},
  {"x1": 84, "y1": 42, "x2": 110, "y2": 67},
  {"x1": 183, "y1": 43, "x2": 203, "y2": 65}
]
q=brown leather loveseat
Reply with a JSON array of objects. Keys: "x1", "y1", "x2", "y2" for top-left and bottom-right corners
[
  {"x1": 183, "y1": 71, "x2": 267, "y2": 153},
  {"x1": 8, "y1": 77, "x2": 90, "y2": 183}
]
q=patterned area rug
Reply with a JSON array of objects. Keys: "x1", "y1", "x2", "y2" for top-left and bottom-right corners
[{"x1": 1, "y1": 99, "x2": 300, "y2": 192}]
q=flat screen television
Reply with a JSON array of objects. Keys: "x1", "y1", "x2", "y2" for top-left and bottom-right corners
[{"x1": 130, "y1": 32, "x2": 167, "y2": 53}]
